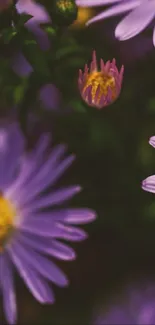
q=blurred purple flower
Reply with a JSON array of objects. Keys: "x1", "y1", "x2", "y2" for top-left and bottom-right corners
[
  {"x1": 16, "y1": 0, "x2": 51, "y2": 50},
  {"x1": 142, "y1": 135, "x2": 155, "y2": 193},
  {"x1": 0, "y1": 123, "x2": 96, "y2": 324},
  {"x1": 76, "y1": 0, "x2": 155, "y2": 46},
  {"x1": 93, "y1": 283, "x2": 155, "y2": 324},
  {"x1": 39, "y1": 83, "x2": 62, "y2": 111}
]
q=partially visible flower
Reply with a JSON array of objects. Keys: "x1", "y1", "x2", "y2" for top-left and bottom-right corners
[
  {"x1": 76, "y1": 0, "x2": 155, "y2": 47},
  {"x1": 71, "y1": 6, "x2": 95, "y2": 29},
  {"x1": 93, "y1": 282, "x2": 155, "y2": 324},
  {"x1": 15, "y1": 0, "x2": 51, "y2": 50},
  {"x1": 0, "y1": 123, "x2": 96, "y2": 324},
  {"x1": 78, "y1": 50, "x2": 124, "y2": 109},
  {"x1": 38, "y1": 83, "x2": 62, "y2": 111},
  {"x1": 142, "y1": 135, "x2": 155, "y2": 193}
]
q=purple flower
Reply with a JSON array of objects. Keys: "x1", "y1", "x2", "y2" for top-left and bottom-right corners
[
  {"x1": 78, "y1": 50, "x2": 124, "y2": 109},
  {"x1": 142, "y1": 136, "x2": 155, "y2": 193},
  {"x1": 76, "y1": 0, "x2": 155, "y2": 46},
  {"x1": 0, "y1": 0, "x2": 12, "y2": 11},
  {"x1": 16, "y1": 0, "x2": 51, "y2": 50},
  {"x1": 93, "y1": 283, "x2": 155, "y2": 324},
  {"x1": 0, "y1": 123, "x2": 96, "y2": 324}
]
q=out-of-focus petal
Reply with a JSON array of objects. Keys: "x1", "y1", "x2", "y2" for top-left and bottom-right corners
[
  {"x1": 115, "y1": 2, "x2": 155, "y2": 41},
  {"x1": 1, "y1": 254, "x2": 17, "y2": 324},
  {"x1": 0, "y1": 123, "x2": 25, "y2": 190},
  {"x1": 39, "y1": 84, "x2": 61, "y2": 111},
  {"x1": 142, "y1": 175, "x2": 155, "y2": 193},
  {"x1": 76, "y1": 0, "x2": 123, "y2": 6},
  {"x1": 86, "y1": 0, "x2": 141, "y2": 25},
  {"x1": 149, "y1": 136, "x2": 155, "y2": 148},
  {"x1": 11, "y1": 52, "x2": 33, "y2": 77},
  {"x1": 16, "y1": 0, "x2": 51, "y2": 23},
  {"x1": 152, "y1": 26, "x2": 155, "y2": 47}
]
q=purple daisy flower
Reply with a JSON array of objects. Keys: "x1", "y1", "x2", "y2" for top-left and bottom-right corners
[
  {"x1": 76, "y1": 0, "x2": 155, "y2": 46},
  {"x1": 142, "y1": 135, "x2": 155, "y2": 193},
  {"x1": 93, "y1": 283, "x2": 155, "y2": 324},
  {"x1": 0, "y1": 123, "x2": 96, "y2": 324}
]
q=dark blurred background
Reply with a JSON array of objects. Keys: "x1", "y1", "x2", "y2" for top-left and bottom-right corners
[{"x1": 2, "y1": 4, "x2": 155, "y2": 324}]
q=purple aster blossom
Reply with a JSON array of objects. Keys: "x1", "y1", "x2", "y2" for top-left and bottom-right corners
[
  {"x1": 0, "y1": 123, "x2": 96, "y2": 324},
  {"x1": 93, "y1": 283, "x2": 155, "y2": 324},
  {"x1": 76, "y1": 0, "x2": 155, "y2": 47}
]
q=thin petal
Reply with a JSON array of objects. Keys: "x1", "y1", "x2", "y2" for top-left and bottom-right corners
[
  {"x1": 115, "y1": 2, "x2": 155, "y2": 41},
  {"x1": 18, "y1": 214, "x2": 87, "y2": 241},
  {"x1": 76, "y1": 0, "x2": 123, "y2": 6},
  {"x1": 5, "y1": 134, "x2": 51, "y2": 199},
  {"x1": 23, "y1": 208, "x2": 96, "y2": 225},
  {"x1": 7, "y1": 245, "x2": 55, "y2": 303},
  {"x1": 153, "y1": 26, "x2": 155, "y2": 47},
  {"x1": 142, "y1": 175, "x2": 155, "y2": 193},
  {"x1": 149, "y1": 136, "x2": 155, "y2": 148},
  {"x1": 8, "y1": 242, "x2": 69, "y2": 287},
  {"x1": 17, "y1": 233, "x2": 76, "y2": 260},
  {"x1": 0, "y1": 254, "x2": 17, "y2": 324},
  {"x1": 17, "y1": 153, "x2": 75, "y2": 206},
  {"x1": 21, "y1": 186, "x2": 82, "y2": 212},
  {"x1": 86, "y1": 0, "x2": 141, "y2": 25}
]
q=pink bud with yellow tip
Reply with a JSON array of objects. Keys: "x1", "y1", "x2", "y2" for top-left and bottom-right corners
[{"x1": 78, "y1": 50, "x2": 124, "y2": 109}]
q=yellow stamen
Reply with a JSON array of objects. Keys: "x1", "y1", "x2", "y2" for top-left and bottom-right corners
[
  {"x1": 0, "y1": 195, "x2": 15, "y2": 251},
  {"x1": 83, "y1": 71, "x2": 117, "y2": 105},
  {"x1": 57, "y1": 0, "x2": 73, "y2": 11}
]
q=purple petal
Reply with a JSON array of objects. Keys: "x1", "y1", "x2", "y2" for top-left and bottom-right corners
[
  {"x1": 17, "y1": 153, "x2": 75, "y2": 206},
  {"x1": 25, "y1": 208, "x2": 96, "y2": 225},
  {"x1": 95, "y1": 306, "x2": 133, "y2": 325},
  {"x1": 11, "y1": 52, "x2": 33, "y2": 77},
  {"x1": 76, "y1": 0, "x2": 122, "y2": 6},
  {"x1": 39, "y1": 84, "x2": 61, "y2": 111},
  {"x1": 86, "y1": 0, "x2": 141, "y2": 25},
  {"x1": 115, "y1": 2, "x2": 155, "y2": 41},
  {"x1": 16, "y1": 0, "x2": 51, "y2": 24},
  {"x1": 0, "y1": 254, "x2": 17, "y2": 324},
  {"x1": 21, "y1": 185, "x2": 82, "y2": 212},
  {"x1": 6, "y1": 134, "x2": 51, "y2": 200},
  {"x1": 149, "y1": 136, "x2": 155, "y2": 148},
  {"x1": 7, "y1": 245, "x2": 55, "y2": 303},
  {"x1": 17, "y1": 233, "x2": 76, "y2": 260},
  {"x1": 0, "y1": 123, "x2": 24, "y2": 191},
  {"x1": 142, "y1": 175, "x2": 155, "y2": 194},
  {"x1": 8, "y1": 241, "x2": 69, "y2": 287},
  {"x1": 153, "y1": 26, "x2": 155, "y2": 47},
  {"x1": 25, "y1": 21, "x2": 50, "y2": 51},
  {"x1": 18, "y1": 213, "x2": 87, "y2": 241}
]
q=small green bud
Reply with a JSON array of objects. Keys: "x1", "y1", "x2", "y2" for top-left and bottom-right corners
[{"x1": 51, "y1": 0, "x2": 78, "y2": 27}]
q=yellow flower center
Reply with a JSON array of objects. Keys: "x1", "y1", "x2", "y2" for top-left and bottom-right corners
[
  {"x1": 83, "y1": 71, "x2": 117, "y2": 105},
  {"x1": 57, "y1": 0, "x2": 74, "y2": 11},
  {"x1": 0, "y1": 195, "x2": 15, "y2": 251}
]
